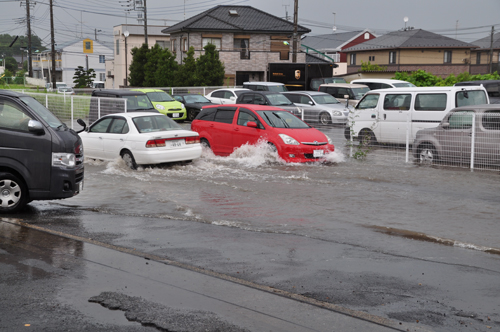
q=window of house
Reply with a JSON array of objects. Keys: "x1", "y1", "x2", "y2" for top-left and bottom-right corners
[
  {"x1": 99, "y1": 73, "x2": 106, "y2": 81},
  {"x1": 389, "y1": 51, "x2": 397, "y2": 64},
  {"x1": 181, "y1": 38, "x2": 188, "y2": 52},
  {"x1": 171, "y1": 39, "x2": 177, "y2": 53},
  {"x1": 350, "y1": 53, "x2": 356, "y2": 65},
  {"x1": 99, "y1": 55, "x2": 105, "y2": 63},
  {"x1": 85, "y1": 41, "x2": 91, "y2": 50},
  {"x1": 369, "y1": 56, "x2": 375, "y2": 61},
  {"x1": 364, "y1": 32, "x2": 370, "y2": 39},
  {"x1": 202, "y1": 37, "x2": 221, "y2": 50},
  {"x1": 476, "y1": 52, "x2": 481, "y2": 64},
  {"x1": 444, "y1": 51, "x2": 452, "y2": 63},
  {"x1": 116, "y1": 40, "x2": 119, "y2": 55},
  {"x1": 156, "y1": 40, "x2": 167, "y2": 49},
  {"x1": 234, "y1": 38, "x2": 250, "y2": 59}
]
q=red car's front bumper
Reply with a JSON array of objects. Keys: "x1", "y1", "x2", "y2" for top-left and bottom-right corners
[{"x1": 277, "y1": 144, "x2": 335, "y2": 163}]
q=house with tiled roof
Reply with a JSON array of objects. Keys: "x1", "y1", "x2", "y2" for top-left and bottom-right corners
[
  {"x1": 161, "y1": 5, "x2": 314, "y2": 85},
  {"x1": 342, "y1": 29, "x2": 479, "y2": 78},
  {"x1": 469, "y1": 32, "x2": 500, "y2": 75},
  {"x1": 300, "y1": 30, "x2": 377, "y2": 75}
]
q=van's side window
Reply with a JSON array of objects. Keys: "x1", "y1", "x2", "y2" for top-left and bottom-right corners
[
  {"x1": 415, "y1": 94, "x2": 447, "y2": 111},
  {"x1": 383, "y1": 94, "x2": 411, "y2": 111},
  {"x1": 356, "y1": 94, "x2": 379, "y2": 109},
  {"x1": 0, "y1": 100, "x2": 33, "y2": 132}
]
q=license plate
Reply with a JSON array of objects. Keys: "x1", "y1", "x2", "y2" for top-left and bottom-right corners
[
  {"x1": 313, "y1": 150, "x2": 324, "y2": 157},
  {"x1": 167, "y1": 139, "x2": 184, "y2": 148},
  {"x1": 172, "y1": 113, "x2": 180, "y2": 118}
]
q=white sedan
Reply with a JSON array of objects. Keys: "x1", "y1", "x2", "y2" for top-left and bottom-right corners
[
  {"x1": 205, "y1": 88, "x2": 250, "y2": 104},
  {"x1": 79, "y1": 112, "x2": 202, "y2": 169}
]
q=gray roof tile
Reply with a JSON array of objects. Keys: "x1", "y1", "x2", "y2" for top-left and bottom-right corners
[
  {"x1": 301, "y1": 31, "x2": 371, "y2": 51},
  {"x1": 470, "y1": 32, "x2": 500, "y2": 50}
]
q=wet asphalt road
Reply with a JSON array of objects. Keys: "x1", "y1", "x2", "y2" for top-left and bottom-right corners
[{"x1": 1, "y1": 124, "x2": 499, "y2": 331}]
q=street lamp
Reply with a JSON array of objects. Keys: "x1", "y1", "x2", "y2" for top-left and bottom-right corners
[{"x1": 123, "y1": 30, "x2": 129, "y2": 87}]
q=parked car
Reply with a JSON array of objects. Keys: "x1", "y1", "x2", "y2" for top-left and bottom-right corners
[
  {"x1": 242, "y1": 82, "x2": 288, "y2": 92},
  {"x1": 236, "y1": 91, "x2": 302, "y2": 117},
  {"x1": 171, "y1": 94, "x2": 216, "y2": 121},
  {"x1": 310, "y1": 77, "x2": 347, "y2": 90},
  {"x1": 349, "y1": 86, "x2": 489, "y2": 145},
  {"x1": 454, "y1": 80, "x2": 500, "y2": 104},
  {"x1": 413, "y1": 105, "x2": 500, "y2": 166},
  {"x1": 79, "y1": 112, "x2": 202, "y2": 169},
  {"x1": 0, "y1": 90, "x2": 84, "y2": 212},
  {"x1": 89, "y1": 89, "x2": 159, "y2": 124},
  {"x1": 205, "y1": 88, "x2": 251, "y2": 104},
  {"x1": 282, "y1": 91, "x2": 351, "y2": 125},
  {"x1": 57, "y1": 86, "x2": 75, "y2": 94},
  {"x1": 191, "y1": 104, "x2": 334, "y2": 163},
  {"x1": 132, "y1": 89, "x2": 186, "y2": 121},
  {"x1": 350, "y1": 78, "x2": 416, "y2": 90},
  {"x1": 318, "y1": 83, "x2": 370, "y2": 107}
]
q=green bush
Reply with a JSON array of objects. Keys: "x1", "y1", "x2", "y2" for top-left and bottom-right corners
[{"x1": 393, "y1": 70, "x2": 500, "y2": 87}]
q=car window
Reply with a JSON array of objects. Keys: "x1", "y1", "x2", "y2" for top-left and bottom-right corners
[
  {"x1": 133, "y1": 115, "x2": 182, "y2": 133},
  {"x1": 196, "y1": 108, "x2": 217, "y2": 121},
  {"x1": 240, "y1": 94, "x2": 254, "y2": 103},
  {"x1": 482, "y1": 110, "x2": 500, "y2": 130},
  {"x1": 283, "y1": 94, "x2": 299, "y2": 103},
  {"x1": 146, "y1": 91, "x2": 175, "y2": 102},
  {"x1": 90, "y1": 117, "x2": 113, "y2": 133},
  {"x1": 383, "y1": 94, "x2": 411, "y2": 111},
  {"x1": 125, "y1": 95, "x2": 153, "y2": 110},
  {"x1": 185, "y1": 95, "x2": 210, "y2": 103},
  {"x1": 213, "y1": 110, "x2": 235, "y2": 124},
  {"x1": 456, "y1": 90, "x2": 488, "y2": 107},
  {"x1": 267, "y1": 94, "x2": 293, "y2": 106},
  {"x1": 415, "y1": 94, "x2": 447, "y2": 111},
  {"x1": 109, "y1": 118, "x2": 128, "y2": 134},
  {"x1": 0, "y1": 99, "x2": 33, "y2": 132},
  {"x1": 19, "y1": 96, "x2": 63, "y2": 128},
  {"x1": 223, "y1": 91, "x2": 234, "y2": 99},
  {"x1": 351, "y1": 87, "x2": 370, "y2": 99},
  {"x1": 237, "y1": 109, "x2": 259, "y2": 126},
  {"x1": 253, "y1": 94, "x2": 266, "y2": 105},
  {"x1": 356, "y1": 94, "x2": 379, "y2": 109},
  {"x1": 256, "y1": 85, "x2": 266, "y2": 91},
  {"x1": 393, "y1": 82, "x2": 416, "y2": 88},
  {"x1": 258, "y1": 110, "x2": 309, "y2": 128},
  {"x1": 311, "y1": 94, "x2": 339, "y2": 104},
  {"x1": 448, "y1": 110, "x2": 474, "y2": 129},
  {"x1": 212, "y1": 91, "x2": 225, "y2": 98},
  {"x1": 267, "y1": 85, "x2": 287, "y2": 92},
  {"x1": 173, "y1": 96, "x2": 184, "y2": 102}
]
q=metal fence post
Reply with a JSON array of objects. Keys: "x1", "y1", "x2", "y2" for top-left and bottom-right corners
[
  {"x1": 70, "y1": 95, "x2": 74, "y2": 129},
  {"x1": 98, "y1": 97, "x2": 101, "y2": 119},
  {"x1": 45, "y1": 94, "x2": 48, "y2": 108},
  {"x1": 470, "y1": 113, "x2": 476, "y2": 171},
  {"x1": 405, "y1": 111, "x2": 410, "y2": 163}
]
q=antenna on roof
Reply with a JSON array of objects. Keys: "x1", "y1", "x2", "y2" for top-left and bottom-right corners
[
  {"x1": 332, "y1": 12, "x2": 336, "y2": 33},
  {"x1": 403, "y1": 16, "x2": 408, "y2": 30}
]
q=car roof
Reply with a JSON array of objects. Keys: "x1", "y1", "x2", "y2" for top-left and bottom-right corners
[
  {"x1": 131, "y1": 88, "x2": 165, "y2": 93},
  {"x1": 99, "y1": 112, "x2": 166, "y2": 119},
  {"x1": 319, "y1": 83, "x2": 368, "y2": 88},
  {"x1": 454, "y1": 80, "x2": 500, "y2": 86},
  {"x1": 282, "y1": 91, "x2": 327, "y2": 96},
  {"x1": 350, "y1": 78, "x2": 410, "y2": 84},
  {"x1": 201, "y1": 104, "x2": 289, "y2": 111},
  {"x1": 92, "y1": 89, "x2": 146, "y2": 96},
  {"x1": 243, "y1": 82, "x2": 285, "y2": 86},
  {"x1": 450, "y1": 104, "x2": 500, "y2": 112},
  {"x1": 0, "y1": 90, "x2": 28, "y2": 98},
  {"x1": 210, "y1": 88, "x2": 250, "y2": 92},
  {"x1": 364, "y1": 86, "x2": 488, "y2": 93},
  {"x1": 239, "y1": 91, "x2": 283, "y2": 95}
]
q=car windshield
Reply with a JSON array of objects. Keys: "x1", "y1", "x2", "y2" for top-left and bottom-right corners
[
  {"x1": 19, "y1": 96, "x2": 64, "y2": 128},
  {"x1": 312, "y1": 94, "x2": 340, "y2": 104},
  {"x1": 125, "y1": 95, "x2": 154, "y2": 111},
  {"x1": 266, "y1": 94, "x2": 293, "y2": 106},
  {"x1": 352, "y1": 87, "x2": 370, "y2": 99},
  {"x1": 133, "y1": 115, "x2": 182, "y2": 133},
  {"x1": 258, "y1": 110, "x2": 309, "y2": 128},
  {"x1": 393, "y1": 82, "x2": 416, "y2": 88},
  {"x1": 183, "y1": 95, "x2": 210, "y2": 103},
  {"x1": 267, "y1": 85, "x2": 288, "y2": 92},
  {"x1": 323, "y1": 78, "x2": 347, "y2": 84},
  {"x1": 146, "y1": 91, "x2": 175, "y2": 102}
]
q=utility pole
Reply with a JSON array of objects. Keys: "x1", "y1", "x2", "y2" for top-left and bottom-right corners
[
  {"x1": 489, "y1": 26, "x2": 494, "y2": 74},
  {"x1": 26, "y1": 0, "x2": 33, "y2": 77},
  {"x1": 292, "y1": 0, "x2": 298, "y2": 63},
  {"x1": 143, "y1": 0, "x2": 148, "y2": 45},
  {"x1": 50, "y1": 0, "x2": 56, "y2": 89}
]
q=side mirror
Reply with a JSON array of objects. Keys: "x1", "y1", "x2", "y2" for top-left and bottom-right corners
[
  {"x1": 309, "y1": 101, "x2": 314, "y2": 105},
  {"x1": 76, "y1": 118, "x2": 87, "y2": 133},
  {"x1": 230, "y1": 96, "x2": 236, "y2": 101},
  {"x1": 27, "y1": 120, "x2": 44, "y2": 135},
  {"x1": 442, "y1": 122, "x2": 450, "y2": 129},
  {"x1": 344, "y1": 95, "x2": 350, "y2": 99},
  {"x1": 246, "y1": 121, "x2": 258, "y2": 128}
]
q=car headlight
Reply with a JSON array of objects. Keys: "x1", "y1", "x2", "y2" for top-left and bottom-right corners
[
  {"x1": 155, "y1": 104, "x2": 165, "y2": 110},
  {"x1": 52, "y1": 153, "x2": 75, "y2": 167},
  {"x1": 325, "y1": 135, "x2": 333, "y2": 145},
  {"x1": 332, "y1": 111, "x2": 342, "y2": 116},
  {"x1": 181, "y1": 104, "x2": 186, "y2": 109},
  {"x1": 278, "y1": 134, "x2": 299, "y2": 145}
]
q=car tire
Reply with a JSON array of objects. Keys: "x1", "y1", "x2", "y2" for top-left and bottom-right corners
[
  {"x1": 121, "y1": 150, "x2": 138, "y2": 170},
  {"x1": 187, "y1": 109, "x2": 197, "y2": 122},
  {"x1": 358, "y1": 129, "x2": 377, "y2": 146},
  {"x1": 267, "y1": 142, "x2": 277, "y2": 153},
  {"x1": 418, "y1": 144, "x2": 437, "y2": 164},
  {"x1": 319, "y1": 112, "x2": 331, "y2": 125},
  {"x1": 200, "y1": 138, "x2": 211, "y2": 149},
  {"x1": 0, "y1": 172, "x2": 29, "y2": 213}
]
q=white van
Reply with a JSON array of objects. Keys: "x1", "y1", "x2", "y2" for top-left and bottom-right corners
[
  {"x1": 348, "y1": 86, "x2": 490, "y2": 144},
  {"x1": 350, "y1": 78, "x2": 415, "y2": 90}
]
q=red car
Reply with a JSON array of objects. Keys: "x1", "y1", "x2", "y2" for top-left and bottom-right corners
[{"x1": 191, "y1": 104, "x2": 334, "y2": 162}]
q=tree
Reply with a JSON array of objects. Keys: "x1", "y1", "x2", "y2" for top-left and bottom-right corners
[
  {"x1": 128, "y1": 44, "x2": 150, "y2": 87},
  {"x1": 175, "y1": 46, "x2": 197, "y2": 86},
  {"x1": 4, "y1": 57, "x2": 18, "y2": 74},
  {"x1": 155, "y1": 47, "x2": 179, "y2": 87},
  {"x1": 143, "y1": 44, "x2": 163, "y2": 87},
  {"x1": 73, "y1": 66, "x2": 96, "y2": 88},
  {"x1": 196, "y1": 43, "x2": 225, "y2": 86}
]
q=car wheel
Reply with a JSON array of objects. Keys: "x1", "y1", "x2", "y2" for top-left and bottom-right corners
[
  {"x1": 418, "y1": 144, "x2": 437, "y2": 164},
  {"x1": 267, "y1": 142, "x2": 277, "y2": 153},
  {"x1": 358, "y1": 129, "x2": 377, "y2": 146},
  {"x1": 0, "y1": 172, "x2": 29, "y2": 213},
  {"x1": 344, "y1": 126, "x2": 351, "y2": 140},
  {"x1": 121, "y1": 150, "x2": 138, "y2": 170},
  {"x1": 200, "y1": 138, "x2": 211, "y2": 149},
  {"x1": 187, "y1": 109, "x2": 197, "y2": 121},
  {"x1": 319, "y1": 112, "x2": 331, "y2": 125}
]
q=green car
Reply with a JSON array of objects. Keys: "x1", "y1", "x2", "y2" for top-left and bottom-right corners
[{"x1": 132, "y1": 89, "x2": 187, "y2": 121}]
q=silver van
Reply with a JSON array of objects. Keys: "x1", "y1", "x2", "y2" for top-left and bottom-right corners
[{"x1": 348, "y1": 86, "x2": 490, "y2": 145}]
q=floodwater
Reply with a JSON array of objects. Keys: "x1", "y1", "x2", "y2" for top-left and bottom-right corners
[{"x1": 54, "y1": 125, "x2": 500, "y2": 256}]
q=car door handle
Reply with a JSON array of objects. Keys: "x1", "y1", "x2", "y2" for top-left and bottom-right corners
[
  {"x1": 234, "y1": 128, "x2": 239, "y2": 131},
  {"x1": 383, "y1": 114, "x2": 386, "y2": 120},
  {"x1": 99, "y1": 137, "x2": 102, "y2": 140},
  {"x1": 120, "y1": 138, "x2": 124, "y2": 141},
  {"x1": 371, "y1": 114, "x2": 376, "y2": 119}
]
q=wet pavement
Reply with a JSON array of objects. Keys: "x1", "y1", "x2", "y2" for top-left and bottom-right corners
[{"x1": 1, "y1": 124, "x2": 499, "y2": 331}]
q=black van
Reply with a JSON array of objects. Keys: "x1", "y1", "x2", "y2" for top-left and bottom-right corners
[
  {"x1": 0, "y1": 90, "x2": 84, "y2": 213},
  {"x1": 89, "y1": 89, "x2": 158, "y2": 124}
]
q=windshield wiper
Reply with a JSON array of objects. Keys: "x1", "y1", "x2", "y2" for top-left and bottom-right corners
[{"x1": 272, "y1": 112, "x2": 289, "y2": 128}]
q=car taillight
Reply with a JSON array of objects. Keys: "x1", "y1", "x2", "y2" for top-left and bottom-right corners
[
  {"x1": 185, "y1": 136, "x2": 200, "y2": 144},
  {"x1": 146, "y1": 139, "x2": 166, "y2": 148}
]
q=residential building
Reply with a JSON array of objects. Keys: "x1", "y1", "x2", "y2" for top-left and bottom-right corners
[
  {"x1": 32, "y1": 39, "x2": 113, "y2": 87},
  {"x1": 161, "y1": 5, "x2": 312, "y2": 86},
  {"x1": 342, "y1": 29, "x2": 479, "y2": 79},
  {"x1": 470, "y1": 32, "x2": 500, "y2": 75},
  {"x1": 300, "y1": 30, "x2": 377, "y2": 76},
  {"x1": 108, "y1": 24, "x2": 171, "y2": 88}
]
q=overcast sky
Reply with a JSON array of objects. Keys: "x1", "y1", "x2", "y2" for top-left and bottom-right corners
[{"x1": 1, "y1": 0, "x2": 499, "y2": 49}]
